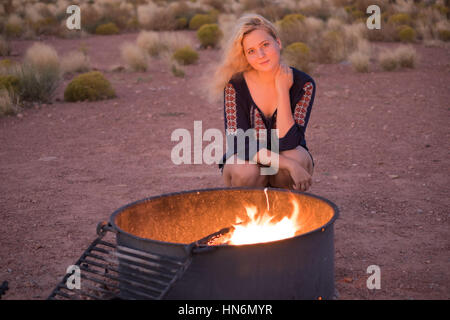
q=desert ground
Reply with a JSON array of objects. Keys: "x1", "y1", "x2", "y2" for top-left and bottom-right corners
[{"x1": 0, "y1": 29, "x2": 449, "y2": 300}]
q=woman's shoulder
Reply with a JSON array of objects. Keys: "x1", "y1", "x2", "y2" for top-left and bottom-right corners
[{"x1": 291, "y1": 67, "x2": 315, "y2": 86}]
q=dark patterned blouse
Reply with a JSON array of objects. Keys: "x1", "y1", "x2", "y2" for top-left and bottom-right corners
[{"x1": 219, "y1": 67, "x2": 316, "y2": 172}]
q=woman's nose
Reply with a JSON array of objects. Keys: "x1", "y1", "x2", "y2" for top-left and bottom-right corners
[{"x1": 257, "y1": 48, "x2": 265, "y2": 58}]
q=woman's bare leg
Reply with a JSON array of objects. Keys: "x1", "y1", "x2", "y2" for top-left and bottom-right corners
[
  {"x1": 269, "y1": 146, "x2": 314, "y2": 189},
  {"x1": 223, "y1": 154, "x2": 269, "y2": 187}
]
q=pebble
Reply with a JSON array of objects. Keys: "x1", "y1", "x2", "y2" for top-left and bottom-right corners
[
  {"x1": 416, "y1": 209, "x2": 423, "y2": 214},
  {"x1": 17, "y1": 113, "x2": 23, "y2": 118},
  {"x1": 388, "y1": 174, "x2": 399, "y2": 179}
]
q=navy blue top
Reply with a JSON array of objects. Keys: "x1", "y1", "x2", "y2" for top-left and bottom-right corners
[{"x1": 218, "y1": 67, "x2": 316, "y2": 171}]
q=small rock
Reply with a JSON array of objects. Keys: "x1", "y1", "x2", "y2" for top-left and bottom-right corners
[
  {"x1": 343, "y1": 277, "x2": 353, "y2": 283},
  {"x1": 332, "y1": 175, "x2": 338, "y2": 180},
  {"x1": 416, "y1": 209, "x2": 423, "y2": 214},
  {"x1": 17, "y1": 113, "x2": 23, "y2": 118},
  {"x1": 370, "y1": 210, "x2": 376, "y2": 214},
  {"x1": 388, "y1": 174, "x2": 399, "y2": 179},
  {"x1": 7, "y1": 268, "x2": 12, "y2": 273}
]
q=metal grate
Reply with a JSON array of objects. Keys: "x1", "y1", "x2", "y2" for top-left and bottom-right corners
[{"x1": 47, "y1": 226, "x2": 192, "y2": 300}]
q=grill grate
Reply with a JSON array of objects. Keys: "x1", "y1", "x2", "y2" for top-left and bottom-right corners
[{"x1": 47, "y1": 226, "x2": 192, "y2": 300}]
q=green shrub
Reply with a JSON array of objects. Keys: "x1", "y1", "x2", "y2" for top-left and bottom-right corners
[
  {"x1": 316, "y1": 30, "x2": 346, "y2": 63},
  {"x1": 438, "y1": 29, "x2": 450, "y2": 41},
  {"x1": 189, "y1": 14, "x2": 214, "y2": 30},
  {"x1": 388, "y1": 13, "x2": 412, "y2": 26},
  {"x1": 278, "y1": 14, "x2": 305, "y2": 29},
  {"x1": 197, "y1": 23, "x2": 223, "y2": 48},
  {"x1": 282, "y1": 42, "x2": 312, "y2": 74},
  {"x1": 5, "y1": 23, "x2": 22, "y2": 38},
  {"x1": 64, "y1": 71, "x2": 116, "y2": 102},
  {"x1": 95, "y1": 22, "x2": 119, "y2": 35},
  {"x1": 172, "y1": 46, "x2": 199, "y2": 65},
  {"x1": 398, "y1": 25, "x2": 416, "y2": 42},
  {"x1": 0, "y1": 59, "x2": 17, "y2": 70},
  {"x1": 176, "y1": 17, "x2": 188, "y2": 30},
  {"x1": 0, "y1": 75, "x2": 20, "y2": 95}
]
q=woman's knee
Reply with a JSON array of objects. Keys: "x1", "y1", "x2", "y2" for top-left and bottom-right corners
[
  {"x1": 224, "y1": 157, "x2": 267, "y2": 187},
  {"x1": 281, "y1": 146, "x2": 314, "y2": 175}
]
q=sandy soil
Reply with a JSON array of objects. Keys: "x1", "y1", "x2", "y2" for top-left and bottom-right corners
[{"x1": 0, "y1": 31, "x2": 449, "y2": 300}]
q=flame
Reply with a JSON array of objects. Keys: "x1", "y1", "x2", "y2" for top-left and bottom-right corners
[{"x1": 227, "y1": 198, "x2": 301, "y2": 245}]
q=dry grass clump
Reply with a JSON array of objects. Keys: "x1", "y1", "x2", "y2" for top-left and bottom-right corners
[
  {"x1": 120, "y1": 43, "x2": 148, "y2": 72},
  {"x1": 137, "y1": 3, "x2": 178, "y2": 31},
  {"x1": 18, "y1": 43, "x2": 61, "y2": 102},
  {"x1": 348, "y1": 40, "x2": 372, "y2": 73},
  {"x1": 0, "y1": 88, "x2": 20, "y2": 116},
  {"x1": 378, "y1": 45, "x2": 417, "y2": 71},
  {"x1": 136, "y1": 30, "x2": 196, "y2": 58},
  {"x1": 61, "y1": 51, "x2": 91, "y2": 74}
]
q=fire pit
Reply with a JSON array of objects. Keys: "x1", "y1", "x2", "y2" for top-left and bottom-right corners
[
  {"x1": 110, "y1": 187, "x2": 339, "y2": 300},
  {"x1": 48, "y1": 187, "x2": 338, "y2": 300}
]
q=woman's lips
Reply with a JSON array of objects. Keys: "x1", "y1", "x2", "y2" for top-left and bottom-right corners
[{"x1": 260, "y1": 60, "x2": 270, "y2": 65}]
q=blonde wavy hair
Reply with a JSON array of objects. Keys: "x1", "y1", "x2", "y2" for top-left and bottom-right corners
[{"x1": 201, "y1": 13, "x2": 281, "y2": 104}]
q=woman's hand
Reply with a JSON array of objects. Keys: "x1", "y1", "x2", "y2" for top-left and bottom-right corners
[
  {"x1": 285, "y1": 158, "x2": 312, "y2": 191},
  {"x1": 274, "y1": 63, "x2": 293, "y2": 94}
]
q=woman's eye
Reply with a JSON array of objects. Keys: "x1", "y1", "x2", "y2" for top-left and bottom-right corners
[
  {"x1": 248, "y1": 49, "x2": 254, "y2": 54},
  {"x1": 263, "y1": 42, "x2": 269, "y2": 47}
]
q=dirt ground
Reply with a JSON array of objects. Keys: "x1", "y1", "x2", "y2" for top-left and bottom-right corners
[{"x1": 0, "y1": 31, "x2": 449, "y2": 300}]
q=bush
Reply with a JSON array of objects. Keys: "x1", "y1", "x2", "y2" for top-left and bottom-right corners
[
  {"x1": 64, "y1": 71, "x2": 116, "y2": 102},
  {"x1": 136, "y1": 31, "x2": 168, "y2": 57},
  {"x1": 197, "y1": 23, "x2": 223, "y2": 48},
  {"x1": 438, "y1": 29, "x2": 450, "y2": 41},
  {"x1": 0, "y1": 89, "x2": 20, "y2": 116},
  {"x1": 176, "y1": 17, "x2": 188, "y2": 30},
  {"x1": 18, "y1": 43, "x2": 61, "y2": 103},
  {"x1": 5, "y1": 23, "x2": 23, "y2": 38},
  {"x1": 278, "y1": 14, "x2": 305, "y2": 29},
  {"x1": 398, "y1": 25, "x2": 416, "y2": 42},
  {"x1": 172, "y1": 46, "x2": 198, "y2": 65},
  {"x1": 95, "y1": 22, "x2": 119, "y2": 35},
  {"x1": 315, "y1": 30, "x2": 346, "y2": 63},
  {"x1": 0, "y1": 75, "x2": 20, "y2": 95},
  {"x1": 378, "y1": 50, "x2": 398, "y2": 71},
  {"x1": 0, "y1": 36, "x2": 11, "y2": 56},
  {"x1": 388, "y1": 13, "x2": 412, "y2": 26},
  {"x1": 120, "y1": 43, "x2": 148, "y2": 71},
  {"x1": 348, "y1": 51, "x2": 370, "y2": 73},
  {"x1": 394, "y1": 45, "x2": 417, "y2": 68},
  {"x1": 189, "y1": 14, "x2": 215, "y2": 30},
  {"x1": 61, "y1": 51, "x2": 91, "y2": 74},
  {"x1": 282, "y1": 42, "x2": 312, "y2": 74}
]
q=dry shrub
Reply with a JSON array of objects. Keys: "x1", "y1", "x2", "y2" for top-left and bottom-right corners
[
  {"x1": 315, "y1": 30, "x2": 346, "y2": 63},
  {"x1": 393, "y1": 45, "x2": 417, "y2": 68},
  {"x1": 0, "y1": 36, "x2": 11, "y2": 56},
  {"x1": 137, "y1": 3, "x2": 178, "y2": 31},
  {"x1": 197, "y1": 23, "x2": 223, "y2": 48},
  {"x1": 61, "y1": 51, "x2": 91, "y2": 74},
  {"x1": 378, "y1": 49, "x2": 398, "y2": 71},
  {"x1": 18, "y1": 43, "x2": 61, "y2": 102},
  {"x1": 120, "y1": 42, "x2": 148, "y2": 72},
  {"x1": 0, "y1": 88, "x2": 20, "y2": 116},
  {"x1": 136, "y1": 31, "x2": 167, "y2": 57},
  {"x1": 136, "y1": 30, "x2": 196, "y2": 58},
  {"x1": 5, "y1": 14, "x2": 23, "y2": 38}
]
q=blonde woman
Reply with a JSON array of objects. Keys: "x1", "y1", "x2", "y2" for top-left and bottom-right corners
[{"x1": 213, "y1": 13, "x2": 315, "y2": 191}]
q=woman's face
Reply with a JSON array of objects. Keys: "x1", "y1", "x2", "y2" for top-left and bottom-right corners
[{"x1": 242, "y1": 28, "x2": 282, "y2": 72}]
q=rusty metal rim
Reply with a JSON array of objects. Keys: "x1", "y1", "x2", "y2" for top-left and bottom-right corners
[{"x1": 108, "y1": 187, "x2": 340, "y2": 250}]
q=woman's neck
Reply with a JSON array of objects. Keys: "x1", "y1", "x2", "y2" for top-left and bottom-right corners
[{"x1": 250, "y1": 68, "x2": 277, "y2": 86}]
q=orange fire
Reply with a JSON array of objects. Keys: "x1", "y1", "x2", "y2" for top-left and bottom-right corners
[{"x1": 227, "y1": 196, "x2": 301, "y2": 245}]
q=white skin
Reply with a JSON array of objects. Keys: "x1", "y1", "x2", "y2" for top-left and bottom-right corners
[{"x1": 223, "y1": 28, "x2": 314, "y2": 191}]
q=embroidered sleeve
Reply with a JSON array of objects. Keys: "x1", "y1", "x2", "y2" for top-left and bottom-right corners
[
  {"x1": 278, "y1": 80, "x2": 316, "y2": 151},
  {"x1": 222, "y1": 82, "x2": 261, "y2": 163}
]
